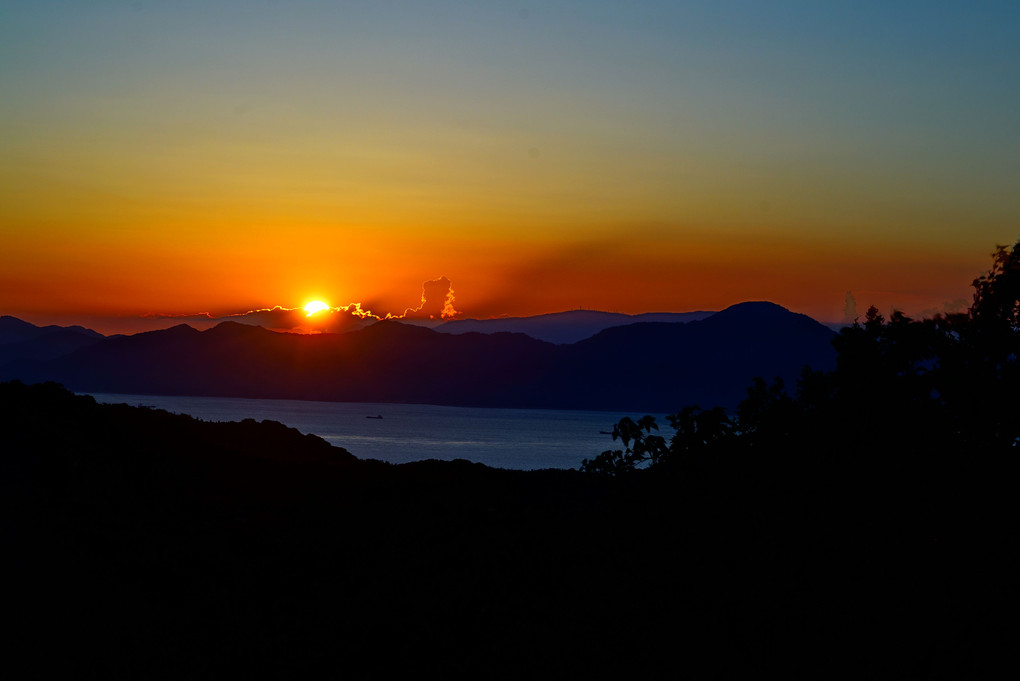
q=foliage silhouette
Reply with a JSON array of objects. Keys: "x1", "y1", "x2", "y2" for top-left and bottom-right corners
[
  {"x1": 571, "y1": 241, "x2": 1020, "y2": 676},
  {"x1": 578, "y1": 414, "x2": 668, "y2": 474}
]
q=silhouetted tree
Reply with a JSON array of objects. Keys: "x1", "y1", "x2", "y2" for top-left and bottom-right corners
[
  {"x1": 733, "y1": 377, "x2": 796, "y2": 450},
  {"x1": 579, "y1": 415, "x2": 668, "y2": 475},
  {"x1": 970, "y1": 241, "x2": 1020, "y2": 335},
  {"x1": 580, "y1": 406, "x2": 735, "y2": 475}
]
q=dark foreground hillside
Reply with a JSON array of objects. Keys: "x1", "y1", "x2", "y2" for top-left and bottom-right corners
[{"x1": 2, "y1": 380, "x2": 1014, "y2": 678}]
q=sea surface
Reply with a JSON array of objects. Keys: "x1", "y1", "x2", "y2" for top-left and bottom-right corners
[{"x1": 85, "y1": 393, "x2": 641, "y2": 470}]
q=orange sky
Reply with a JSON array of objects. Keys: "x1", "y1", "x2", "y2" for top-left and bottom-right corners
[{"x1": 2, "y1": 3, "x2": 1017, "y2": 335}]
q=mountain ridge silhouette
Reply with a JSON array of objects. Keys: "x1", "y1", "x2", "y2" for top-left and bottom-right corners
[{"x1": 2, "y1": 302, "x2": 836, "y2": 412}]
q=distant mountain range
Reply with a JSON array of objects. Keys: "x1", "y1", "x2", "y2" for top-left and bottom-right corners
[
  {"x1": 0, "y1": 315, "x2": 106, "y2": 364},
  {"x1": 1, "y1": 302, "x2": 836, "y2": 412},
  {"x1": 434, "y1": 309, "x2": 716, "y2": 344}
]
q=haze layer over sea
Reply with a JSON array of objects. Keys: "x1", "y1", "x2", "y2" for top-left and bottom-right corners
[{"x1": 85, "y1": 393, "x2": 636, "y2": 470}]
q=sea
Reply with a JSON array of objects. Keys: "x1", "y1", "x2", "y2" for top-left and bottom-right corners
[{"x1": 84, "y1": 393, "x2": 641, "y2": 470}]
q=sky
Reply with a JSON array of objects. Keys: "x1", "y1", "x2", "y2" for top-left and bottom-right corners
[{"x1": 2, "y1": 1, "x2": 1018, "y2": 334}]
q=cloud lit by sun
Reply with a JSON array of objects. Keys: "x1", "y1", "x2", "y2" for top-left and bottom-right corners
[
  {"x1": 139, "y1": 277, "x2": 459, "y2": 335},
  {"x1": 304, "y1": 300, "x2": 330, "y2": 316}
]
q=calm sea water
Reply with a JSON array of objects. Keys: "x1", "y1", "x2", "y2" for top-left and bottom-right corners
[{"x1": 85, "y1": 393, "x2": 638, "y2": 470}]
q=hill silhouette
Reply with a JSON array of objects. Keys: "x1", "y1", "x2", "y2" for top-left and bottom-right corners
[
  {"x1": 5, "y1": 376, "x2": 1011, "y2": 677},
  {"x1": 2, "y1": 302, "x2": 835, "y2": 411},
  {"x1": 1, "y1": 380, "x2": 728, "y2": 676},
  {"x1": 546, "y1": 301, "x2": 835, "y2": 410}
]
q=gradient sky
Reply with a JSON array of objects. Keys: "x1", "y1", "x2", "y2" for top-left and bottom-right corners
[{"x1": 2, "y1": 1, "x2": 1018, "y2": 333}]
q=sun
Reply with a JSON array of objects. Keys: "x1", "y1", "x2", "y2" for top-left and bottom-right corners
[{"x1": 304, "y1": 300, "x2": 330, "y2": 316}]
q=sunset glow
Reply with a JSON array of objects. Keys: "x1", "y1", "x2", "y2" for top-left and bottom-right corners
[
  {"x1": 1, "y1": 2, "x2": 1017, "y2": 335},
  {"x1": 304, "y1": 301, "x2": 330, "y2": 316}
]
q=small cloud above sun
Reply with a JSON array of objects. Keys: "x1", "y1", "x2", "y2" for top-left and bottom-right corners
[{"x1": 304, "y1": 300, "x2": 330, "y2": 316}]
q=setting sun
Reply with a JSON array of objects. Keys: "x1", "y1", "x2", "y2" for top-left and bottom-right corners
[{"x1": 304, "y1": 300, "x2": 330, "y2": 316}]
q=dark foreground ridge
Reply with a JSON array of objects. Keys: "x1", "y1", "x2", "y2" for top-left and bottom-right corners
[{"x1": 3, "y1": 379, "x2": 1015, "y2": 678}]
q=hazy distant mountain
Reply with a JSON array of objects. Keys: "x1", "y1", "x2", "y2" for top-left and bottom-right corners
[
  {"x1": 538, "y1": 302, "x2": 836, "y2": 410},
  {"x1": 0, "y1": 315, "x2": 105, "y2": 364},
  {"x1": 3, "y1": 302, "x2": 836, "y2": 412},
  {"x1": 0, "y1": 315, "x2": 104, "y2": 344},
  {"x1": 436, "y1": 309, "x2": 716, "y2": 344}
]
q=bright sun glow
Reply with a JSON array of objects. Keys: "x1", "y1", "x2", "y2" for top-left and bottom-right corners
[{"x1": 304, "y1": 300, "x2": 330, "y2": 316}]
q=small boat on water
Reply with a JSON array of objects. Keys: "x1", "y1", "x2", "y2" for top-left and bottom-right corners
[{"x1": 366, "y1": 415, "x2": 383, "y2": 419}]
